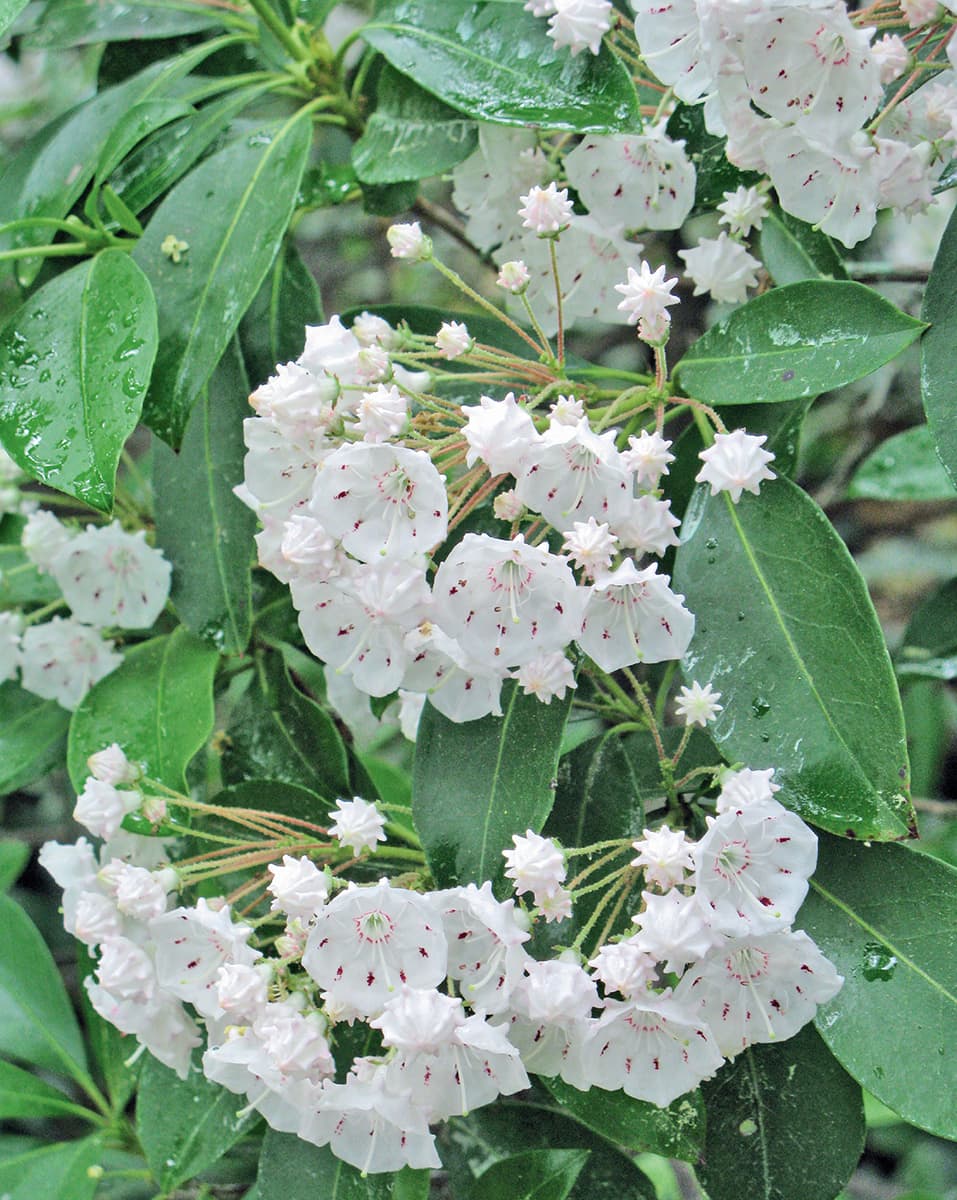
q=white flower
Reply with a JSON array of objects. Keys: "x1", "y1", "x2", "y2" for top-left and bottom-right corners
[
  {"x1": 589, "y1": 940, "x2": 657, "y2": 998},
  {"x1": 19, "y1": 617, "x2": 121, "y2": 710},
  {"x1": 215, "y1": 962, "x2": 270, "y2": 1021},
  {"x1": 549, "y1": 395, "x2": 585, "y2": 425},
  {"x1": 354, "y1": 383, "x2": 408, "y2": 443},
  {"x1": 73, "y1": 779, "x2": 141, "y2": 840},
  {"x1": 546, "y1": 0, "x2": 613, "y2": 56},
  {"x1": 513, "y1": 650, "x2": 577, "y2": 703},
  {"x1": 631, "y1": 825, "x2": 696, "y2": 890},
  {"x1": 515, "y1": 417, "x2": 632, "y2": 529},
  {"x1": 696, "y1": 429, "x2": 776, "y2": 503},
  {"x1": 250, "y1": 361, "x2": 337, "y2": 440},
  {"x1": 565, "y1": 131, "x2": 695, "y2": 231},
  {"x1": 150, "y1": 899, "x2": 259, "y2": 1015},
  {"x1": 496, "y1": 260, "x2": 531, "y2": 292},
  {"x1": 52, "y1": 522, "x2": 171, "y2": 629},
  {"x1": 539, "y1": 885, "x2": 573, "y2": 922},
  {"x1": 717, "y1": 185, "x2": 769, "y2": 237},
  {"x1": 267, "y1": 854, "x2": 330, "y2": 919},
  {"x1": 493, "y1": 489, "x2": 524, "y2": 522},
  {"x1": 614, "y1": 495, "x2": 681, "y2": 557},
  {"x1": 299, "y1": 315, "x2": 361, "y2": 381},
  {"x1": 351, "y1": 311, "x2": 396, "y2": 348},
  {"x1": 621, "y1": 430, "x2": 674, "y2": 490},
  {"x1": 679, "y1": 233, "x2": 760, "y2": 305},
  {"x1": 631, "y1": 888, "x2": 718, "y2": 973},
  {"x1": 435, "y1": 321, "x2": 472, "y2": 360},
  {"x1": 88, "y1": 743, "x2": 138, "y2": 785},
  {"x1": 674, "y1": 681, "x2": 723, "y2": 727},
  {"x1": 386, "y1": 221, "x2": 432, "y2": 260},
  {"x1": 902, "y1": 0, "x2": 940, "y2": 27},
  {"x1": 518, "y1": 182, "x2": 574, "y2": 234},
  {"x1": 503, "y1": 829, "x2": 566, "y2": 903},
  {"x1": 716, "y1": 766, "x2": 781, "y2": 814},
  {"x1": 562, "y1": 517, "x2": 619, "y2": 577},
  {"x1": 452, "y1": 127, "x2": 548, "y2": 252},
  {"x1": 21, "y1": 510, "x2": 73, "y2": 574},
  {"x1": 462, "y1": 392, "x2": 539, "y2": 478},
  {"x1": 871, "y1": 33, "x2": 909, "y2": 83},
  {"x1": 328, "y1": 796, "x2": 387, "y2": 855},
  {"x1": 0, "y1": 611, "x2": 21, "y2": 683},
  {"x1": 614, "y1": 261, "x2": 680, "y2": 326},
  {"x1": 438, "y1": 882, "x2": 531, "y2": 1013}
]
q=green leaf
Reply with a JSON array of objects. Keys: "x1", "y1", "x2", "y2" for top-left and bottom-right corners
[
  {"x1": 0, "y1": 544, "x2": 61, "y2": 606},
  {"x1": 699, "y1": 1025, "x2": 864, "y2": 1200},
  {"x1": 412, "y1": 681, "x2": 573, "y2": 893},
  {"x1": 76, "y1": 946, "x2": 140, "y2": 1112},
  {"x1": 353, "y1": 63, "x2": 478, "y2": 184},
  {"x1": 0, "y1": 0, "x2": 28, "y2": 37},
  {"x1": 921, "y1": 202, "x2": 957, "y2": 488},
  {"x1": 674, "y1": 281, "x2": 926, "y2": 406},
  {"x1": 0, "y1": 1137, "x2": 101, "y2": 1200},
  {"x1": 24, "y1": 0, "x2": 225, "y2": 47},
  {"x1": 799, "y1": 835, "x2": 957, "y2": 1138},
  {"x1": 111, "y1": 85, "x2": 271, "y2": 216},
  {"x1": 257, "y1": 1129, "x2": 419, "y2": 1199},
  {"x1": 758, "y1": 208, "x2": 847, "y2": 286},
  {"x1": 0, "y1": 894, "x2": 88, "y2": 1080},
  {"x1": 133, "y1": 112, "x2": 312, "y2": 447},
  {"x1": 0, "y1": 840, "x2": 29, "y2": 891},
  {"x1": 847, "y1": 426, "x2": 956, "y2": 501},
  {"x1": 0, "y1": 251, "x2": 158, "y2": 511},
  {"x1": 154, "y1": 340, "x2": 256, "y2": 655},
  {"x1": 137, "y1": 1056, "x2": 258, "y2": 1190},
  {"x1": 221, "y1": 653, "x2": 351, "y2": 799},
  {"x1": 666, "y1": 103, "x2": 758, "y2": 215},
  {"x1": 900, "y1": 577, "x2": 957, "y2": 660},
  {"x1": 0, "y1": 681, "x2": 70, "y2": 796},
  {"x1": 361, "y1": 0, "x2": 639, "y2": 133},
  {"x1": 674, "y1": 478, "x2": 914, "y2": 840},
  {"x1": 240, "y1": 239, "x2": 324, "y2": 389},
  {"x1": 67, "y1": 628, "x2": 219, "y2": 792},
  {"x1": 94, "y1": 97, "x2": 196, "y2": 184},
  {"x1": 543, "y1": 1077, "x2": 704, "y2": 1162},
  {"x1": 0, "y1": 1060, "x2": 95, "y2": 1121},
  {"x1": 472, "y1": 1149, "x2": 590, "y2": 1200}
]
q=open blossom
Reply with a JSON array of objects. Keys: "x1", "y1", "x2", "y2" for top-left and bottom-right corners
[
  {"x1": 565, "y1": 130, "x2": 695, "y2": 231},
  {"x1": 20, "y1": 618, "x2": 121, "y2": 710},
  {"x1": 328, "y1": 796, "x2": 387, "y2": 856},
  {"x1": 679, "y1": 233, "x2": 760, "y2": 305},
  {"x1": 52, "y1": 522, "x2": 171, "y2": 629},
  {"x1": 546, "y1": 0, "x2": 613, "y2": 56},
  {"x1": 696, "y1": 430, "x2": 776, "y2": 503},
  {"x1": 518, "y1": 182, "x2": 574, "y2": 234},
  {"x1": 578, "y1": 559, "x2": 694, "y2": 673},
  {"x1": 674, "y1": 681, "x2": 723, "y2": 727},
  {"x1": 614, "y1": 261, "x2": 679, "y2": 326}
]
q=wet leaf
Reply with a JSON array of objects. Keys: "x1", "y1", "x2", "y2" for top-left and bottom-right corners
[
  {"x1": 362, "y1": 0, "x2": 639, "y2": 133},
  {"x1": 700, "y1": 1025, "x2": 864, "y2": 1200},
  {"x1": 0, "y1": 840, "x2": 29, "y2": 892},
  {"x1": 0, "y1": 0, "x2": 28, "y2": 36},
  {"x1": 674, "y1": 281, "x2": 925, "y2": 405},
  {"x1": 0, "y1": 1137, "x2": 101, "y2": 1200},
  {"x1": 472, "y1": 1148, "x2": 590, "y2": 1200},
  {"x1": 0, "y1": 1060, "x2": 94, "y2": 1122},
  {"x1": 0, "y1": 250, "x2": 157, "y2": 512},
  {"x1": 0, "y1": 681, "x2": 70, "y2": 798},
  {"x1": 133, "y1": 113, "x2": 312, "y2": 446},
  {"x1": 674, "y1": 478, "x2": 914, "y2": 839},
  {"x1": 67, "y1": 628, "x2": 219, "y2": 792},
  {"x1": 847, "y1": 425, "x2": 956, "y2": 501},
  {"x1": 24, "y1": 0, "x2": 225, "y2": 47},
  {"x1": 154, "y1": 340, "x2": 256, "y2": 655},
  {"x1": 0, "y1": 544, "x2": 60, "y2": 606},
  {"x1": 258, "y1": 1129, "x2": 423, "y2": 1199},
  {"x1": 921, "y1": 202, "x2": 957, "y2": 487},
  {"x1": 240, "y1": 239, "x2": 323, "y2": 389},
  {"x1": 758, "y1": 208, "x2": 847, "y2": 285},
  {"x1": 412, "y1": 682, "x2": 573, "y2": 894},
  {"x1": 798, "y1": 835, "x2": 957, "y2": 1139}
]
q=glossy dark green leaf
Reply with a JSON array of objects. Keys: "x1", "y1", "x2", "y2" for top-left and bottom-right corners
[
  {"x1": 257, "y1": 1129, "x2": 421, "y2": 1199},
  {"x1": 413, "y1": 682, "x2": 573, "y2": 894},
  {"x1": 758, "y1": 208, "x2": 847, "y2": 286},
  {"x1": 798, "y1": 835, "x2": 957, "y2": 1138},
  {"x1": 67, "y1": 628, "x2": 219, "y2": 791},
  {"x1": 0, "y1": 544, "x2": 61, "y2": 606},
  {"x1": 473, "y1": 1149, "x2": 589, "y2": 1200},
  {"x1": 543, "y1": 1077, "x2": 704, "y2": 1161},
  {"x1": 921, "y1": 202, "x2": 957, "y2": 487},
  {"x1": 0, "y1": 0, "x2": 28, "y2": 36},
  {"x1": 362, "y1": 0, "x2": 639, "y2": 133},
  {"x1": 137, "y1": 1057, "x2": 257, "y2": 1190},
  {"x1": 0, "y1": 681, "x2": 70, "y2": 797},
  {"x1": 0, "y1": 894, "x2": 88, "y2": 1080},
  {"x1": 133, "y1": 112, "x2": 312, "y2": 447},
  {"x1": 674, "y1": 281, "x2": 926, "y2": 405},
  {"x1": 111, "y1": 85, "x2": 271, "y2": 216},
  {"x1": 0, "y1": 840, "x2": 29, "y2": 891},
  {"x1": 99, "y1": 184, "x2": 145, "y2": 236},
  {"x1": 666, "y1": 103, "x2": 757, "y2": 214},
  {"x1": 0, "y1": 55, "x2": 206, "y2": 279},
  {"x1": 0, "y1": 1137, "x2": 101, "y2": 1200},
  {"x1": 900, "y1": 577, "x2": 957, "y2": 660},
  {"x1": 699, "y1": 1025, "x2": 864, "y2": 1200},
  {"x1": 0, "y1": 250, "x2": 157, "y2": 511},
  {"x1": 353, "y1": 63, "x2": 477, "y2": 184},
  {"x1": 674, "y1": 478, "x2": 914, "y2": 840},
  {"x1": 154, "y1": 340, "x2": 256, "y2": 655},
  {"x1": 847, "y1": 425, "x2": 956, "y2": 500},
  {"x1": 0, "y1": 1060, "x2": 94, "y2": 1121},
  {"x1": 94, "y1": 97, "x2": 195, "y2": 183},
  {"x1": 221, "y1": 653, "x2": 350, "y2": 800},
  {"x1": 240, "y1": 239, "x2": 323, "y2": 388},
  {"x1": 24, "y1": 0, "x2": 225, "y2": 47}
]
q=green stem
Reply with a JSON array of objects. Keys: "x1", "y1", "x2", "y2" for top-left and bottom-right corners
[
  {"x1": 22, "y1": 599, "x2": 67, "y2": 626},
  {"x1": 0, "y1": 241, "x2": 89, "y2": 263},
  {"x1": 430, "y1": 258, "x2": 550, "y2": 360},
  {"x1": 570, "y1": 871, "x2": 633, "y2": 953},
  {"x1": 246, "y1": 0, "x2": 310, "y2": 62},
  {"x1": 548, "y1": 237, "x2": 565, "y2": 368},
  {"x1": 519, "y1": 291, "x2": 555, "y2": 360}
]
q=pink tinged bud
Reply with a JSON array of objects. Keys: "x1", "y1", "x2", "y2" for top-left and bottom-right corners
[
  {"x1": 328, "y1": 796, "x2": 387, "y2": 856},
  {"x1": 73, "y1": 778, "x2": 141, "y2": 840},
  {"x1": 518, "y1": 182, "x2": 574, "y2": 235},
  {"x1": 386, "y1": 222, "x2": 432, "y2": 261},
  {"x1": 88, "y1": 743, "x2": 138, "y2": 785},
  {"x1": 496, "y1": 260, "x2": 531, "y2": 293},
  {"x1": 435, "y1": 321, "x2": 472, "y2": 360},
  {"x1": 492, "y1": 489, "x2": 524, "y2": 522}
]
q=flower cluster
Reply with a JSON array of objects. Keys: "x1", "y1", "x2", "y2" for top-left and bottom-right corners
[
  {"x1": 1, "y1": 513, "x2": 171, "y2": 709},
  {"x1": 44, "y1": 747, "x2": 841, "y2": 1174}
]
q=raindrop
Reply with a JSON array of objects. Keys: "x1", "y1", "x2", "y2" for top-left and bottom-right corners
[
  {"x1": 751, "y1": 697, "x2": 770, "y2": 718},
  {"x1": 705, "y1": 537, "x2": 718, "y2": 550},
  {"x1": 861, "y1": 942, "x2": 897, "y2": 982}
]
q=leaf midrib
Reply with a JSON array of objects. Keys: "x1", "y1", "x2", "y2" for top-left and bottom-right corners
[
  {"x1": 476, "y1": 682, "x2": 519, "y2": 880},
  {"x1": 201, "y1": 390, "x2": 244, "y2": 650}
]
